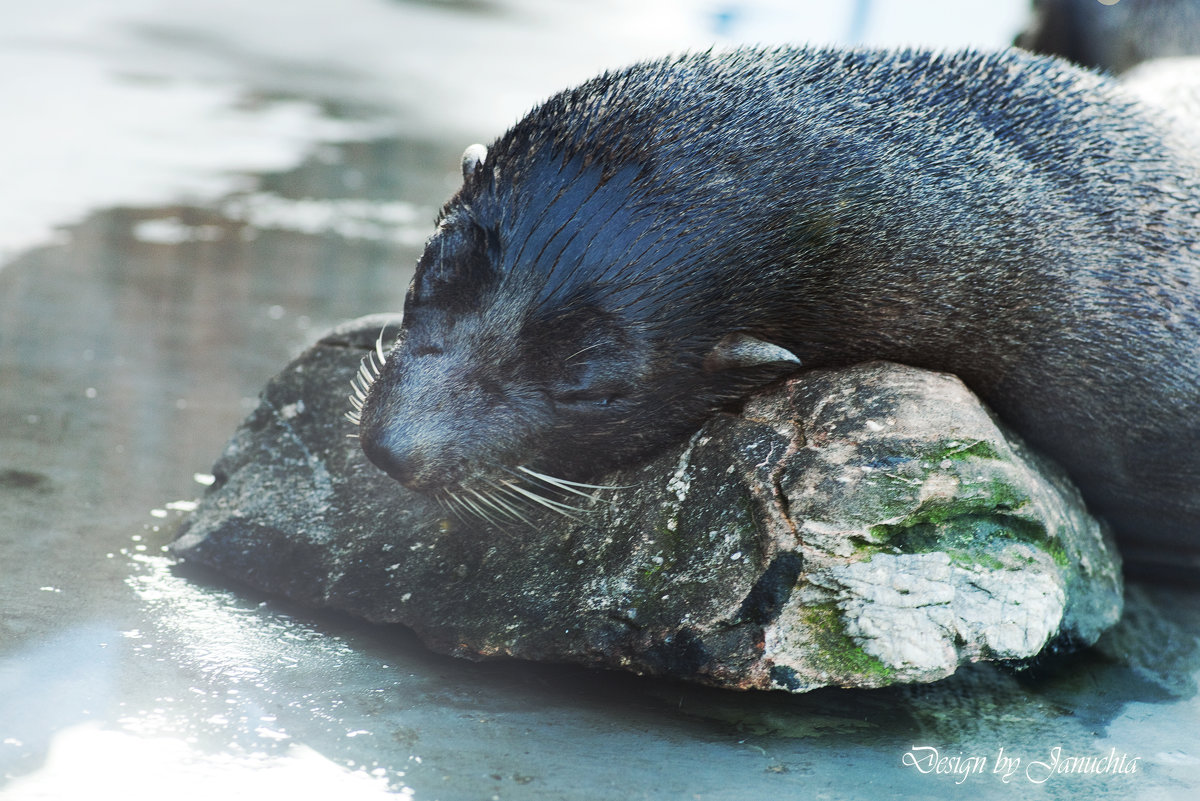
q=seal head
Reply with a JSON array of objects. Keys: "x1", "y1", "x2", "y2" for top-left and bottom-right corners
[{"x1": 354, "y1": 145, "x2": 802, "y2": 494}]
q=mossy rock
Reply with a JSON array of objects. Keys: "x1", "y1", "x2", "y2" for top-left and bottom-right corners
[{"x1": 174, "y1": 317, "x2": 1123, "y2": 692}]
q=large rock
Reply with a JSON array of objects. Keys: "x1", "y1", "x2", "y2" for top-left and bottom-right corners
[{"x1": 173, "y1": 315, "x2": 1123, "y2": 692}]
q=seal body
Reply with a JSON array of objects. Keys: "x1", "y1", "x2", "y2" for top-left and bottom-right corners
[{"x1": 355, "y1": 46, "x2": 1200, "y2": 549}]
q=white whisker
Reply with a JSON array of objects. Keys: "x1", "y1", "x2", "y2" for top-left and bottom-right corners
[
  {"x1": 502, "y1": 480, "x2": 584, "y2": 518},
  {"x1": 375, "y1": 327, "x2": 389, "y2": 364},
  {"x1": 443, "y1": 494, "x2": 472, "y2": 526},
  {"x1": 357, "y1": 359, "x2": 377, "y2": 387},
  {"x1": 345, "y1": 324, "x2": 396, "y2": 430},
  {"x1": 519, "y1": 473, "x2": 605, "y2": 501},
  {"x1": 563, "y1": 342, "x2": 604, "y2": 364},
  {"x1": 480, "y1": 479, "x2": 539, "y2": 526},
  {"x1": 516, "y1": 466, "x2": 629, "y2": 492},
  {"x1": 466, "y1": 486, "x2": 522, "y2": 525},
  {"x1": 457, "y1": 492, "x2": 500, "y2": 527}
]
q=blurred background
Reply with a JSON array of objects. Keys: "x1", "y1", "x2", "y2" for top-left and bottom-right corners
[
  {"x1": 0, "y1": 0, "x2": 1031, "y2": 265},
  {"x1": 2, "y1": 2, "x2": 1198, "y2": 800}
]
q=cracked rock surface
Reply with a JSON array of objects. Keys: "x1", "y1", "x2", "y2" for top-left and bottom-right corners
[{"x1": 174, "y1": 315, "x2": 1124, "y2": 692}]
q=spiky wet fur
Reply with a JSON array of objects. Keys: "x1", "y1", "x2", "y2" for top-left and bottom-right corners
[{"x1": 354, "y1": 46, "x2": 1200, "y2": 545}]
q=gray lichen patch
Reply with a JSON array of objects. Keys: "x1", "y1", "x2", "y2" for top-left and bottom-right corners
[
  {"x1": 174, "y1": 320, "x2": 1124, "y2": 693},
  {"x1": 752, "y1": 363, "x2": 1122, "y2": 689},
  {"x1": 830, "y1": 549, "x2": 1067, "y2": 677}
]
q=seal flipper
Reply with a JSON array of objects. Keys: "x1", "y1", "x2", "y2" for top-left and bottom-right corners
[{"x1": 703, "y1": 333, "x2": 802, "y2": 372}]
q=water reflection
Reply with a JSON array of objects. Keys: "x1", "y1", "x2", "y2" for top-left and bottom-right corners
[{"x1": 4, "y1": 724, "x2": 407, "y2": 800}]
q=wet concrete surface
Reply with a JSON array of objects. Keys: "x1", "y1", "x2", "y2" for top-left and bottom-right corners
[{"x1": 2, "y1": 1, "x2": 1200, "y2": 798}]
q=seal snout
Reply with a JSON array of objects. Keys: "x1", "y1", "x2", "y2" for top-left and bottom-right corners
[
  {"x1": 360, "y1": 433, "x2": 421, "y2": 487},
  {"x1": 360, "y1": 428, "x2": 465, "y2": 493}
]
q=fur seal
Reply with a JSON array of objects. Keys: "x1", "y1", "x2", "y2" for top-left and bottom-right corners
[
  {"x1": 349, "y1": 46, "x2": 1200, "y2": 549},
  {"x1": 1018, "y1": 0, "x2": 1200, "y2": 74}
]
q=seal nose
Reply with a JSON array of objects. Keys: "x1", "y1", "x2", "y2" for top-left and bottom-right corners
[
  {"x1": 360, "y1": 432, "x2": 429, "y2": 489},
  {"x1": 360, "y1": 426, "x2": 465, "y2": 493}
]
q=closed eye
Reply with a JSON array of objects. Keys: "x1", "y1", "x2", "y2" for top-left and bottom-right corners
[
  {"x1": 555, "y1": 389, "x2": 622, "y2": 408},
  {"x1": 411, "y1": 344, "x2": 443, "y2": 358}
]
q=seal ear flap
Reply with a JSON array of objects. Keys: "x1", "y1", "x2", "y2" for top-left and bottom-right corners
[
  {"x1": 461, "y1": 144, "x2": 488, "y2": 181},
  {"x1": 703, "y1": 333, "x2": 802, "y2": 373}
]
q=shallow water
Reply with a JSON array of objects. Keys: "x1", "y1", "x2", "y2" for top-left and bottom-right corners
[{"x1": 2, "y1": 1, "x2": 1199, "y2": 799}]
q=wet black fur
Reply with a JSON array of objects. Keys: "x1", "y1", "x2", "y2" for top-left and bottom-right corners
[{"x1": 358, "y1": 46, "x2": 1200, "y2": 546}]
